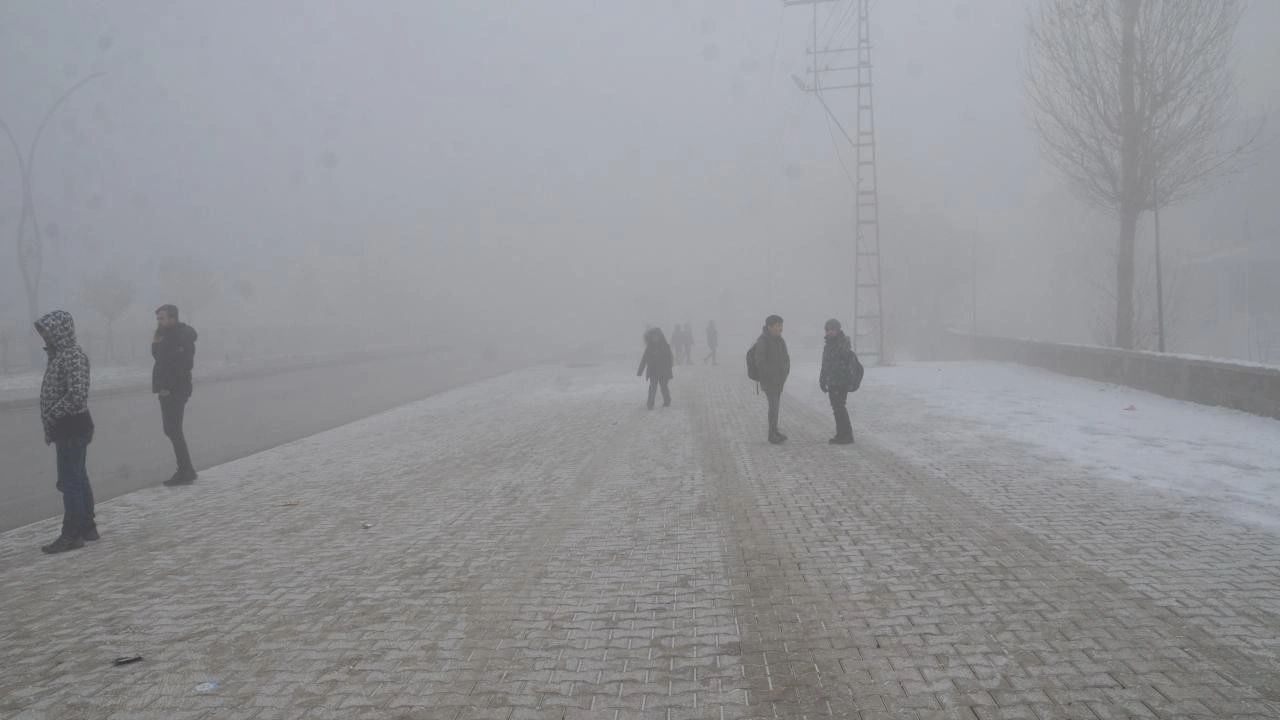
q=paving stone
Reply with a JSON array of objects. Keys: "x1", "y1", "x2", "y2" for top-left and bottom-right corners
[{"x1": 1, "y1": 364, "x2": 1277, "y2": 718}]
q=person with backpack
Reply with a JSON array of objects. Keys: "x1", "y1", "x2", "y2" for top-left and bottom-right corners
[
  {"x1": 819, "y1": 318, "x2": 863, "y2": 445},
  {"x1": 749, "y1": 314, "x2": 790, "y2": 444},
  {"x1": 637, "y1": 327, "x2": 675, "y2": 409}
]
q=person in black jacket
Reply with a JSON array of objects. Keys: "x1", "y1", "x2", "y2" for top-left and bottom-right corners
[
  {"x1": 35, "y1": 310, "x2": 96, "y2": 553},
  {"x1": 152, "y1": 304, "x2": 199, "y2": 486},
  {"x1": 637, "y1": 327, "x2": 675, "y2": 409},
  {"x1": 819, "y1": 318, "x2": 862, "y2": 444},
  {"x1": 752, "y1": 315, "x2": 790, "y2": 444}
]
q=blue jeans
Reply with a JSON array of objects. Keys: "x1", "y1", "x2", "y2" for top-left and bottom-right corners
[{"x1": 55, "y1": 434, "x2": 94, "y2": 539}]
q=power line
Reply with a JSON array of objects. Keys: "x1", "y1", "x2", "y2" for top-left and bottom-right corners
[{"x1": 825, "y1": 110, "x2": 858, "y2": 191}]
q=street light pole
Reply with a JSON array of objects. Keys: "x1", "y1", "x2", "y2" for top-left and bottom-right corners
[
  {"x1": 1, "y1": 72, "x2": 107, "y2": 338},
  {"x1": 1153, "y1": 174, "x2": 1165, "y2": 353}
]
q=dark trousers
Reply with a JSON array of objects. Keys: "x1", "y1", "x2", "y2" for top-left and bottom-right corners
[
  {"x1": 828, "y1": 388, "x2": 852, "y2": 439},
  {"x1": 647, "y1": 378, "x2": 671, "y2": 408},
  {"x1": 160, "y1": 394, "x2": 194, "y2": 472},
  {"x1": 764, "y1": 385, "x2": 783, "y2": 436},
  {"x1": 55, "y1": 434, "x2": 94, "y2": 539}
]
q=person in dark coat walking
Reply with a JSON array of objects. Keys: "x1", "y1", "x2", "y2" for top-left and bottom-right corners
[
  {"x1": 752, "y1": 314, "x2": 790, "y2": 443},
  {"x1": 703, "y1": 320, "x2": 719, "y2": 365},
  {"x1": 34, "y1": 310, "x2": 97, "y2": 554},
  {"x1": 152, "y1": 304, "x2": 199, "y2": 486},
  {"x1": 637, "y1": 327, "x2": 675, "y2": 409},
  {"x1": 819, "y1": 318, "x2": 862, "y2": 444}
]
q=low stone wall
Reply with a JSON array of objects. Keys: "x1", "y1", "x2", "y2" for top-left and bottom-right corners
[{"x1": 943, "y1": 332, "x2": 1280, "y2": 420}]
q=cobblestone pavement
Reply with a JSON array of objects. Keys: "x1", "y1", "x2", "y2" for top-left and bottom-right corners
[{"x1": 2, "y1": 363, "x2": 1278, "y2": 719}]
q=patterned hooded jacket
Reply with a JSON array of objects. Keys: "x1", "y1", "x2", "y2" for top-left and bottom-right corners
[{"x1": 35, "y1": 310, "x2": 94, "y2": 444}]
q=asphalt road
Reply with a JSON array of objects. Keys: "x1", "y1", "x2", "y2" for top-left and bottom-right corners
[{"x1": 0, "y1": 351, "x2": 516, "y2": 533}]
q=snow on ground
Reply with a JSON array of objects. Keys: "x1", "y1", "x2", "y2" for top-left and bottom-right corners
[{"x1": 796, "y1": 360, "x2": 1280, "y2": 532}]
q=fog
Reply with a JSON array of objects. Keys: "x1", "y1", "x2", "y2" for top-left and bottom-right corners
[{"x1": 3, "y1": 0, "x2": 1278, "y2": 364}]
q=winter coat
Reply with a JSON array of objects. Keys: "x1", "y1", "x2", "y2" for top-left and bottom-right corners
[
  {"x1": 637, "y1": 329, "x2": 675, "y2": 382},
  {"x1": 35, "y1": 310, "x2": 94, "y2": 444},
  {"x1": 152, "y1": 322, "x2": 198, "y2": 398},
  {"x1": 752, "y1": 329, "x2": 790, "y2": 390},
  {"x1": 820, "y1": 331, "x2": 862, "y2": 391}
]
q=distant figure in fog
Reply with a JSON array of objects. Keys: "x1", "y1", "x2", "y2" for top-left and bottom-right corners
[
  {"x1": 34, "y1": 310, "x2": 96, "y2": 554},
  {"x1": 704, "y1": 320, "x2": 718, "y2": 365},
  {"x1": 819, "y1": 318, "x2": 863, "y2": 445},
  {"x1": 683, "y1": 323, "x2": 696, "y2": 364},
  {"x1": 152, "y1": 305, "x2": 199, "y2": 486},
  {"x1": 637, "y1": 327, "x2": 675, "y2": 409},
  {"x1": 670, "y1": 325, "x2": 684, "y2": 367}
]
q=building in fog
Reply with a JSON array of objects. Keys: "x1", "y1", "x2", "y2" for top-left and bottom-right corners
[
  {"x1": 1173, "y1": 118, "x2": 1280, "y2": 364},
  {"x1": 1178, "y1": 238, "x2": 1280, "y2": 364}
]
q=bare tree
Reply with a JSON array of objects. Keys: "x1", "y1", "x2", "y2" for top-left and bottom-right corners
[
  {"x1": 83, "y1": 270, "x2": 136, "y2": 363},
  {"x1": 1088, "y1": 228, "x2": 1185, "y2": 352},
  {"x1": 1026, "y1": 0, "x2": 1253, "y2": 349},
  {"x1": 0, "y1": 326, "x2": 11, "y2": 374},
  {"x1": 158, "y1": 256, "x2": 219, "y2": 324}
]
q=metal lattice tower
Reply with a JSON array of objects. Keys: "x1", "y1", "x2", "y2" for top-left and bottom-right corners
[
  {"x1": 851, "y1": 0, "x2": 884, "y2": 364},
  {"x1": 785, "y1": 0, "x2": 886, "y2": 364}
]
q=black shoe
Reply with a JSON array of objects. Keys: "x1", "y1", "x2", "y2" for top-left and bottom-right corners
[
  {"x1": 769, "y1": 433, "x2": 786, "y2": 445},
  {"x1": 829, "y1": 436, "x2": 854, "y2": 445},
  {"x1": 41, "y1": 535, "x2": 85, "y2": 554},
  {"x1": 82, "y1": 525, "x2": 100, "y2": 541},
  {"x1": 163, "y1": 468, "x2": 197, "y2": 487},
  {"x1": 776, "y1": 431, "x2": 788, "y2": 441}
]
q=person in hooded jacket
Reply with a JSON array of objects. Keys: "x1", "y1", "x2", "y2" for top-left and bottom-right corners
[
  {"x1": 752, "y1": 314, "x2": 790, "y2": 443},
  {"x1": 637, "y1": 327, "x2": 675, "y2": 409},
  {"x1": 152, "y1": 304, "x2": 199, "y2": 485},
  {"x1": 819, "y1": 318, "x2": 862, "y2": 444},
  {"x1": 34, "y1": 310, "x2": 97, "y2": 554}
]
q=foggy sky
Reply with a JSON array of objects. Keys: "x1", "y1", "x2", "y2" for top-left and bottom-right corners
[{"x1": 2, "y1": 1, "x2": 1277, "y2": 356}]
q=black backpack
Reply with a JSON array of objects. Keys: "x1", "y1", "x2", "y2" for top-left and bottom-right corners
[
  {"x1": 746, "y1": 344, "x2": 760, "y2": 381},
  {"x1": 849, "y1": 351, "x2": 865, "y2": 392}
]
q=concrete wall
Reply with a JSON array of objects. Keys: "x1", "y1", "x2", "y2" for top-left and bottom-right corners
[{"x1": 942, "y1": 332, "x2": 1280, "y2": 420}]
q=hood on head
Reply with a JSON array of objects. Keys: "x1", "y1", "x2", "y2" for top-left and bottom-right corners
[
  {"x1": 35, "y1": 310, "x2": 77, "y2": 350},
  {"x1": 645, "y1": 327, "x2": 666, "y2": 344}
]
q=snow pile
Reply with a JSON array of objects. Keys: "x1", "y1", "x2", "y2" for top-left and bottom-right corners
[{"x1": 802, "y1": 360, "x2": 1280, "y2": 532}]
